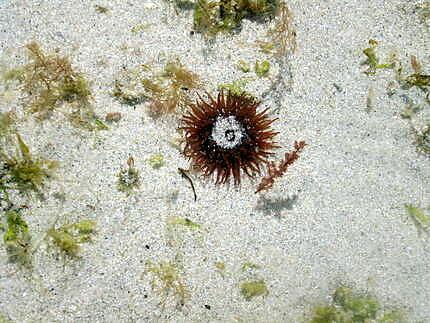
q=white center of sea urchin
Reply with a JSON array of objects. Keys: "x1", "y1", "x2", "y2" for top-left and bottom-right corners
[{"x1": 211, "y1": 115, "x2": 245, "y2": 149}]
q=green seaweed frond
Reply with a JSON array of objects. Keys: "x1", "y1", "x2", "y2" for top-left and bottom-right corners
[
  {"x1": 93, "y1": 118, "x2": 109, "y2": 130},
  {"x1": 143, "y1": 260, "x2": 189, "y2": 307},
  {"x1": 2, "y1": 67, "x2": 25, "y2": 85},
  {"x1": 362, "y1": 39, "x2": 395, "y2": 75},
  {"x1": 405, "y1": 204, "x2": 430, "y2": 232},
  {"x1": 46, "y1": 219, "x2": 96, "y2": 258},
  {"x1": 237, "y1": 60, "x2": 250, "y2": 73},
  {"x1": 167, "y1": 216, "x2": 202, "y2": 230},
  {"x1": 2, "y1": 209, "x2": 32, "y2": 267},
  {"x1": 378, "y1": 310, "x2": 405, "y2": 323},
  {"x1": 131, "y1": 23, "x2": 151, "y2": 33},
  {"x1": 398, "y1": 56, "x2": 430, "y2": 93},
  {"x1": 193, "y1": 0, "x2": 220, "y2": 35}
]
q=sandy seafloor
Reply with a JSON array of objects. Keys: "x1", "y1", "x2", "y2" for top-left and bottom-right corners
[{"x1": 0, "y1": 0, "x2": 429, "y2": 322}]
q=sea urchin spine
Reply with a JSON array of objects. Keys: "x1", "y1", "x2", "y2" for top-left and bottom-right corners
[{"x1": 180, "y1": 90, "x2": 279, "y2": 185}]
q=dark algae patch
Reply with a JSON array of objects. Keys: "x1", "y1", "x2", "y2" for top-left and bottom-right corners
[
  {"x1": 398, "y1": 55, "x2": 429, "y2": 101},
  {"x1": 165, "y1": 0, "x2": 280, "y2": 36},
  {"x1": 95, "y1": 5, "x2": 109, "y2": 14},
  {"x1": 193, "y1": 0, "x2": 278, "y2": 35}
]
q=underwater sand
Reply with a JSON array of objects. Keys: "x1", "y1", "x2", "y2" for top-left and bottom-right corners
[{"x1": 0, "y1": 0, "x2": 429, "y2": 322}]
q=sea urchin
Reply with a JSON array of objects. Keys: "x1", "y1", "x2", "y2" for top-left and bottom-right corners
[{"x1": 181, "y1": 91, "x2": 278, "y2": 185}]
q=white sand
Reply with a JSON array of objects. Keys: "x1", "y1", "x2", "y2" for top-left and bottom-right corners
[{"x1": 0, "y1": 0, "x2": 429, "y2": 322}]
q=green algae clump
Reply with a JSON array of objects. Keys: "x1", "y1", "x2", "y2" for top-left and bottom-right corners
[
  {"x1": 5, "y1": 42, "x2": 100, "y2": 129},
  {"x1": 2, "y1": 209, "x2": 32, "y2": 268},
  {"x1": 143, "y1": 260, "x2": 189, "y2": 307},
  {"x1": 218, "y1": 78, "x2": 253, "y2": 97},
  {"x1": 148, "y1": 154, "x2": 165, "y2": 169},
  {"x1": 117, "y1": 156, "x2": 140, "y2": 194},
  {"x1": 46, "y1": 219, "x2": 96, "y2": 258},
  {"x1": 254, "y1": 60, "x2": 270, "y2": 77},
  {"x1": 145, "y1": 60, "x2": 200, "y2": 117},
  {"x1": 310, "y1": 286, "x2": 405, "y2": 323},
  {"x1": 215, "y1": 261, "x2": 226, "y2": 277},
  {"x1": 1, "y1": 133, "x2": 57, "y2": 196},
  {"x1": 113, "y1": 60, "x2": 200, "y2": 117},
  {"x1": 240, "y1": 279, "x2": 268, "y2": 300},
  {"x1": 333, "y1": 287, "x2": 380, "y2": 322}
]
